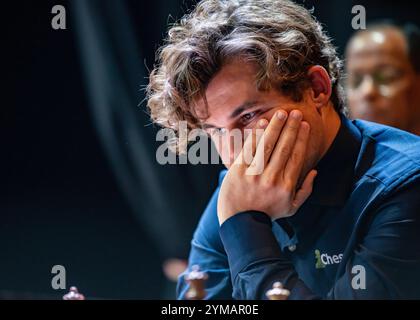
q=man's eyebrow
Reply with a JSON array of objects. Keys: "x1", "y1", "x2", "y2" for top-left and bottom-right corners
[
  {"x1": 201, "y1": 100, "x2": 259, "y2": 129},
  {"x1": 201, "y1": 123, "x2": 217, "y2": 130},
  {"x1": 229, "y1": 100, "x2": 259, "y2": 119}
]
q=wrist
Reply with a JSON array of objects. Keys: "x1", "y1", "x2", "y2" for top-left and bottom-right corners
[{"x1": 217, "y1": 206, "x2": 238, "y2": 226}]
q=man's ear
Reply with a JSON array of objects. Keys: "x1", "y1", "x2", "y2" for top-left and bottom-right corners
[{"x1": 307, "y1": 65, "x2": 332, "y2": 108}]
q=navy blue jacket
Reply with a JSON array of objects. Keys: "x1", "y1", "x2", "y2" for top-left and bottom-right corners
[{"x1": 177, "y1": 116, "x2": 420, "y2": 299}]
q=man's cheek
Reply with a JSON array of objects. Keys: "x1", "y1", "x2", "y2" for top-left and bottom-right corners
[
  {"x1": 211, "y1": 136, "x2": 229, "y2": 167},
  {"x1": 211, "y1": 135, "x2": 241, "y2": 168}
]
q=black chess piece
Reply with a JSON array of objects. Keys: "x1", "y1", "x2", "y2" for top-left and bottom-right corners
[
  {"x1": 266, "y1": 282, "x2": 290, "y2": 300},
  {"x1": 184, "y1": 265, "x2": 208, "y2": 300},
  {"x1": 63, "y1": 286, "x2": 85, "y2": 300}
]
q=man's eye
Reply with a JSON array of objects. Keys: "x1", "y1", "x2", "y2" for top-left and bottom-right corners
[
  {"x1": 348, "y1": 74, "x2": 363, "y2": 89},
  {"x1": 374, "y1": 69, "x2": 402, "y2": 85},
  {"x1": 239, "y1": 111, "x2": 257, "y2": 125}
]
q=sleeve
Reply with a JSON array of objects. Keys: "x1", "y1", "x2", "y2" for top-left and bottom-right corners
[
  {"x1": 219, "y1": 182, "x2": 420, "y2": 300},
  {"x1": 176, "y1": 185, "x2": 234, "y2": 300}
]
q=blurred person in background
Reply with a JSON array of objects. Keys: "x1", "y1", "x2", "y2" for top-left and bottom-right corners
[{"x1": 346, "y1": 22, "x2": 420, "y2": 135}]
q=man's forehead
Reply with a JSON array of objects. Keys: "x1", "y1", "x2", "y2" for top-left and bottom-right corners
[
  {"x1": 193, "y1": 60, "x2": 261, "y2": 120},
  {"x1": 346, "y1": 28, "x2": 411, "y2": 70},
  {"x1": 348, "y1": 28, "x2": 408, "y2": 57}
]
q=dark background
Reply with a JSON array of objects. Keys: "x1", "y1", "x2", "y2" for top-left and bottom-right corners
[{"x1": 2, "y1": 0, "x2": 420, "y2": 299}]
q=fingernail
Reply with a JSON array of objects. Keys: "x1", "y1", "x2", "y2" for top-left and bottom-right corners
[
  {"x1": 258, "y1": 119, "x2": 268, "y2": 127},
  {"x1": 276, "y1": 111, "x2": 286, "y2": 120},
  {"x1": 291, "y1": 110, "x2": 302, "y2": 119},
  {"x1": 301, "y1": 121, "x2": 310, "y2": 131}
]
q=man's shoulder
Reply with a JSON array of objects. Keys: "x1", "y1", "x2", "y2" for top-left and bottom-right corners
[{"x1": 352, "y1": 119, "x2": 420, "y2": 191}]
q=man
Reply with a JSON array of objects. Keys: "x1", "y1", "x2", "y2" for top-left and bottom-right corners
[
  {"x1": 346, "y1": 22, "x2": 420, "y2": 135},
  {"x1": 147, "y1": 0, "x2": 420, "y2": 299}
]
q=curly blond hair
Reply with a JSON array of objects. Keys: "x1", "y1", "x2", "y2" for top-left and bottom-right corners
[{"x1": 147, "y1": 0, "x2": 344, "y2": 149}]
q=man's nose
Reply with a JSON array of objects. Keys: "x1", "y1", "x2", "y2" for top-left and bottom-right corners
[{"x1": 359, "y1": 76, "x2": 379, "y2": 100}]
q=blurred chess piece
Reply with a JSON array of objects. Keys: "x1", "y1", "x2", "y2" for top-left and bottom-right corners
[
  {"x1": 184, "y1": 265, "x2": 208, "y2": 300},
  {"x1": 266, "y1": 282, "x2": 290, "y2": 300},
  {"x1": 63, "y1": 286, "x2": 85, "y2": 300}
]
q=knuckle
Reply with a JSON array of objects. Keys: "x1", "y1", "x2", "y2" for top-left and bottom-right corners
[
  {"x1": 279, "y1": 145, "x2": 292, "y2": 157},
  {"x1": 262, "y1": 175, "x2": 276, "y2": 188},
  {"x1": 248, "y1": 173, "x2": 259, "y2": 182},
  {"x1": 264, "y1": 141, "x2": 274, "y2": 153},
  {"x1": 264, "y1": 142, "x2": 274, "y2": 156},
  {"x1": 289, "y1": 151, "x2": 300, "y2": 165},
  {"x1": 282, "y1": 180, "x2": 294, "y2": 193}
]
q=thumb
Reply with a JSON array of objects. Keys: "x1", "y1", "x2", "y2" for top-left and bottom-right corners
[{"x1": 291, "y1": 170, "x2": 317, "y2": 212}]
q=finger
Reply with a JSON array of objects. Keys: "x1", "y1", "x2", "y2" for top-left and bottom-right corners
[
  {"x1": 283, "y1": 121, "x2": 310, "y2": 185},
  {"x1": 250, "y1": 110, "x2": 288, "y2": 170},
  {"x1": 235, "y1": 118, "x2": 268, "y2": 168},
  {"x1": 266, "y1": 109, "x2": 302, "y2": 173},
  {"x1": 291, "y1": 169, "x2": 317, "y2": 212}
]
